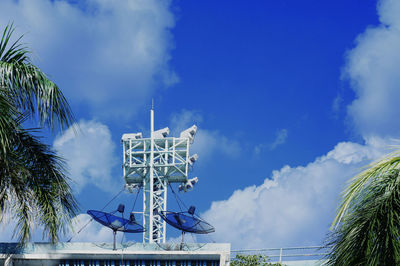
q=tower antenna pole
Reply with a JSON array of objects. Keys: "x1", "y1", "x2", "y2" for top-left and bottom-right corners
[{"x1": 149, "y1": 101, "x2": 155, "y2": 243}]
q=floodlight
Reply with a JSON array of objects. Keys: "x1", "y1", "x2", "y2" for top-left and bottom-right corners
[
  {"x1": 179, "y1": 177, "x2": 199, "y2": 192},
  {"x1": 121, "y1": 132, "x2": 142, "y2": 141},
  {"x1": 153, "y1": 127, "x2": 170, "y2": 138},
  {"x1": 125, "y1": 183, "x2": 141, "y2": 193},
  {"x1": 180, "y1": 125, "x2": 197, "y2": 143},
  {"x1": 188, "y1": 154, "x2": 199, "y2": 166}
]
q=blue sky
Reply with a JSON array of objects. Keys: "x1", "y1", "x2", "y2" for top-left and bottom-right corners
[{"x1": 1, "y1": 0, "x2": 400, "y2": 249}]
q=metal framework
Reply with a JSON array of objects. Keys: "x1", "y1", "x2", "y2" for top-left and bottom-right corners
[{"x1": 121, "y1": 108, "x2": 197, "y2": 243}]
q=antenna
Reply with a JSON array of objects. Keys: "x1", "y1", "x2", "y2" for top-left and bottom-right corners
[
  {"x1": 121, "y1": 109, "x2": 199, "y2": 243},
  {"x1": 159, "y1": 206, "x2": 215, "y2": 234},
  {"x1": 158, "y1": 205, "x2": 215, "y2": 249},
  {"x1": 87, "y1": 206, "x2": 145, "y2": 250}
]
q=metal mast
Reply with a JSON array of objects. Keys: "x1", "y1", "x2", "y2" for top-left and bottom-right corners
[{"x1": 121, "y1": 107, "x2": 198, "y2": 243}]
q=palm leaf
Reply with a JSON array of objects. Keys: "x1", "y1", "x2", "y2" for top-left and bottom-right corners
[
  {"x1": 0, "y1": 88, "x2": 17, "y2": 154},
  {"x1": 327, "y1": 168, "x2": 400, "y2": 265},
  {"x1": 0, "y1": 128, "x2": 78, "y2": 243},
  {"x1": 0, "y1": 23, "x2": 79, "y2": 244},
  {"x1": 331, "y1": 154, "x2": 400, "y2": 229},
  {"x1": 0, "y1": 23, "x2": 75, "y2": 131}
]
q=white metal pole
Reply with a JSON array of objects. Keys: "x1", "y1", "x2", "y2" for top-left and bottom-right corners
[
  {"x1": 161, "y1": 139, "x2": 167, "y2": 243},
  {"x1": 142, "y1": 150, "x2": 145, "y2": 242},
  {"x1": 149, "y1": 107, "x2": 155, "y2": 243},
  {"x1": 162, "y1": 187, "x2": 167, "y2": 243},
  {"x1": 123, "y1": 140, "x2": 126, "y2": 181}
]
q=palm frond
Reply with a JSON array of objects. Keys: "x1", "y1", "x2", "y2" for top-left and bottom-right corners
[
  {"x1": 331, "y1": 153, "x2": 400, "y2": 229},
  {"x1": 9, "y1": 129, "x2": 79, "y2": 243},
  {"x1": 0, "y1": 23, "x2": 75, "y2": 131},
  {"x1": 0, "y1": 23, "x2": 78, "y2": 244},
  {"x1": 0, "y1": 88, "x2": 18, "y2": 155},
  {"x1": 327, "y1": 168, "x2": 400, "y2": 265}
]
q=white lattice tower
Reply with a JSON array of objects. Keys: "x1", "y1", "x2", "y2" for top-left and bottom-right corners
[{"x1": 121, "y1": 108, "x2": 197, "y2": 243}]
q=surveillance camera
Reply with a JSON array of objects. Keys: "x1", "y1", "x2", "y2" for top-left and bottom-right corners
[
  {"x1": 179, "y1": 182, "x2": 192, "y2": 192},
  {"x1": 189, "y1": 177, "x2": 199, "y2": 185},
  {"x1": 153, "y1": 127, "x2": 170, "y2": 138},
  {"x1": 180, "y1": 125, "x2": 197, "y2": 143},
  {"x1": 188, "y1": 154, "x2": 199, "y2": 166},
  {"x1": 121, "y1": 132, "x2": 142, "y2": 141},
  {"x1": 179, "y1": 177, "x2": 199, "y2": 192},
  {"x1": 125, "y1": 183, "x2": 141, "y2": 193}
]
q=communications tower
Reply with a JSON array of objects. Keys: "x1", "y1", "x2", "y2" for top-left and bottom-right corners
[{"x1": 121, "y1": 107, "x2": 199, "y2": 243}]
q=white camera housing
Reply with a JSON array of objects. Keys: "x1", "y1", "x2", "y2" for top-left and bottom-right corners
[
  {"x1": 180, "y1": 125, "x2": 197, "y2": 143},
  {"x1": 179, "y1": 177, "x2": 199, "y2": 192},
  {"x1": 188, "y1": 154, "x2": 199, "y2": 166},
  {"x1": 153, "y1": 127, "x2": 170, "y2": 138},
  {"x1": 121, "y1": 132, "x2": 142, "y2": 141},
  {"x1": 125, "y1": 183, "x2": 141, "y2": 193}
]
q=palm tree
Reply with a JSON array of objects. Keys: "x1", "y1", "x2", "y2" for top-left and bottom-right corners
[
  {"x1": 327, "y1": 152, "x2": 400, "y2": 265},
  {"x1": 0, "y1": 23, "x2": 78, "y2": 244}
]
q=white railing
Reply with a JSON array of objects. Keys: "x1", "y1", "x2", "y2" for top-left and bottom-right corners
[{"x1": 231, "y1": 246, "x2": 328, "y2": 263}]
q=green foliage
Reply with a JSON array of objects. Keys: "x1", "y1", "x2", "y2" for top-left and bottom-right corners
[
  {"x1": 0, "y1": 23, "x2": 78, "y2": 244},
  {"x1": 0, "y1": 23, "x2": 74, "y2": 131},
  {"x1": 231, "y1": 254, "x2": 283, "y2": 266},
  {"x1": 327, "y1": 153, "x2": 400, "y2": 265}
]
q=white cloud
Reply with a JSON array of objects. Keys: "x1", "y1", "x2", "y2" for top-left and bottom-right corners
[
  {"x1": 0, "y1": 119, "x2": 120, "y2": 241},
  {"x1": 0, "y1": 213, "x2": 124, "y2": 243},
  {"x1": 0, "y1": 221, "x2": 41, "y2": 242},
  {"x1": 0, "y1": 0, "x2": 177, "y2": 119},
  {"x1": 192, "y1": 130, "x2": 241, "y2": 158},
  {"x1": 253, "y1": 144, "x2": 264, "y2": 155},
  {"x1": 270, "y1": 129, "x2": 288, "y2": 150},
  {"x1": 331, "y1": 94, "x2": 343, "y2": 115},
  {"x1": 203, "y1": 138, "x2": 391, "y2": 249},
  {"x1": 53, "y1": 120, "x2": 119, "y2": 193},
  {"x1": 253, "y1": 129, "x2": 288, "y2": 155},
  {"x1": 0, "y1": 223, "x2": 15, "y2": 242},
  {"x1": 66, "y1": 214, "x2": 121, "y2": 243},
  {"x1": 170, "y1": 110, "x2": 241, "y2": 159},
  {"x1": 202, "y1": 0, "x2": 400, "y2": 249},
  {"x1": 344, "y1": 0, "x2": 400, "y2": 138},
  {"x1": 170, "y1": 109, "x2": 203, "y2": 134}
]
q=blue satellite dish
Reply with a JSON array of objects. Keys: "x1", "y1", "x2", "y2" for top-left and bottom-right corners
[
  {"x1": 87, "y1": 210, "x2": 145, "y2": 233},
  {"x1": 159, "y1": 206, "x2": 214, "y2": 234},
  {"x1": 87, "y1": 207, "x2": 145, "y2": 250}
]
